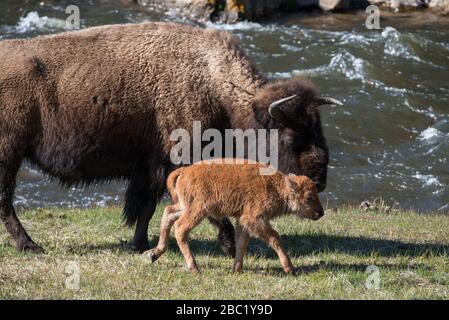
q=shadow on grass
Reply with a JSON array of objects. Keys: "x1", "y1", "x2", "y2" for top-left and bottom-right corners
[
  {"x1": 300, "y1": 261, "x2": 429, "y2": 273},
  {"x1": 68, "y1": 233, "x2": 449, "y2": 259},
  {"x1": 254, "y1": 260, "x2": 434, "y2": 277}
]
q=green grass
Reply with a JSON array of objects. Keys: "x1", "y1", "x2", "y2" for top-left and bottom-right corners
[{"x1": 1, "y1": 205, "x2": 449, "y2": 299}]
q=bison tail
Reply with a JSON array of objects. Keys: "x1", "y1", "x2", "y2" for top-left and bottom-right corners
[{"x1": 166, "y1": 168, "x2": 183, "y2": 204}]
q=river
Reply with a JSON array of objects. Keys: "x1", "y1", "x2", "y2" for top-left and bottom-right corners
[{"x1": 1, "y1": 0, "x2": 448, "y2": 212}]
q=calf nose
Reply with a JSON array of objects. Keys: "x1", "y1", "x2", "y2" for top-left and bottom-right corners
[{"x1": 315, "y1": 208, "x2": 324, "y2": 220}]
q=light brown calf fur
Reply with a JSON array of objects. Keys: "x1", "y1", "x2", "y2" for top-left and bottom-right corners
[{"x1": 148, "y1": 159, "x2": 324, "y2": 273}]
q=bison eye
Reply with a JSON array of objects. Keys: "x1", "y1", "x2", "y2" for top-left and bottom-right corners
[
  {"x1": 291, "y1": 139, "x2": 303, "y2": 151},
  {"x1": 282, "y1": 134, "x2": 295, "y2": 145},
  {"x1": 288, "y1": 130, "x2": 311, "y2": 150},
  {"x1": 291, "y1": 136, "x2": 309, "y2": 152}
]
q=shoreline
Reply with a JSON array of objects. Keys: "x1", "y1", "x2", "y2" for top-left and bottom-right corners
[
  {"x1": 129, "y1": 0, "x2": 449, "y2": 23},
  {"x1": 14, "y1": 203, "x2": 449, "y2": 216}
]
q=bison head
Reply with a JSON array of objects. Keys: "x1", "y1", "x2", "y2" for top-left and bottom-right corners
[{"x1": 252, "y1": 78, "x2": 342, "y2": 192}]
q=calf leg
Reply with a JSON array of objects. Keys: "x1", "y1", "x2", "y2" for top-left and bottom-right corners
[
  {"x1": 174, "y1": 210, "x2": 203, "y2": 272},
  {"x1": 147, "y1": 204, "x2": 182, "y2": 262},
  {"x1": 0, "y1": 142, "x2": 43, "y2": 253},
  {"x1": 233, "y1": 221, "x2": 250, "y2": 273},
  {"x1": 208, "y1": 217, "x2": 236, "y2": 257},
  {"x1": 249, "y1": 222, "x2": 293, "y2": 273}
]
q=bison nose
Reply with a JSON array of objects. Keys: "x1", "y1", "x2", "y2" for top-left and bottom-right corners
[{"x1": 315, "y1": 182, "x2": 326, "y2": 193}]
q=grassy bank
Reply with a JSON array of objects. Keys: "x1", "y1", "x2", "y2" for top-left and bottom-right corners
[{"x1": 1, "y1": 205, "x2": 449, "y2": 299}]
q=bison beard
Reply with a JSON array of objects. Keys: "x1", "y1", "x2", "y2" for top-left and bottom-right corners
[{"x1": 0, "y1": 22, "x2": 337, "y2": 255}]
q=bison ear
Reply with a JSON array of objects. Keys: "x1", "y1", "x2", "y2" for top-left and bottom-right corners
[{"x1": 252, "y1": 103, "x2": 272, "y2": 127}]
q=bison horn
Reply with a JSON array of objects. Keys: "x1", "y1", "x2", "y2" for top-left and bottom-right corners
[
  {"x1": 317, "y1": 97, "x2": 343, "y2": 106},
  {"x1": 268, "y1": 95, "x2": 299, "y2": 127}
]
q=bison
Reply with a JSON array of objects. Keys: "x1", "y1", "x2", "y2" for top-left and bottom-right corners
[
  {"x1": 0, "y1": 22, "x2": 341, "y2": 254},
  {"x1": 148, "y1": 159, "x2": 324, "y2": 273}
]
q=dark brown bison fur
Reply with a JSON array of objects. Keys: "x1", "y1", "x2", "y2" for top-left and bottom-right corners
[{"x1": 0, "y1": 22, "x2": 329, "y2": 254}]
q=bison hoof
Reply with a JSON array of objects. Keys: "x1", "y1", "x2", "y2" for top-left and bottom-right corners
[
  {"x1": 217, "y1": 220, "x2": 236, "y2": 258},
  {"x1": 218, "y1": 234, "x2": 236, "y2": 258},
  {"x1": 133, "y1": 242, "x2": 151, "y2": 253},
  {"x1": 219, "y1": 242, "x2": 236, "y2": 258},
  {"x1": 18, "y1": 241, "x2": 45, "y2": 254}
]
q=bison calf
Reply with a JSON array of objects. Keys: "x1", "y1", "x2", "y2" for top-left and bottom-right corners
[{"x1": 147, "y1": 160, "x2": 324, "y2": 273}]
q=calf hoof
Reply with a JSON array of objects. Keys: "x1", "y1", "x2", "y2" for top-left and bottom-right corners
[
  {"x1": 233, "y1": 268, "x2": 243, "y2": 274},
  {"x1": 283, "y1": 266, "x2": 295, "y2": 274},
  {"x1": 17, "y1": 241, "x2": 45, "y2": 254},
  {"x1": 189, "y1": 267, "x2": 200, "y2": 274},
  {"x1": 233, "y1": 263, "x2": 243, "y2": 274},
  {"x1": 184, "y1": 265, "x2": 200, "y2": 274},
  {"x1": 143, "y1": 249, "x2": 159, "y2": 263}
]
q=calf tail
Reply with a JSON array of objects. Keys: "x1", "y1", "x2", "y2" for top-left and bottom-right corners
[{"x1": 166, "y1": 168, "x2": 183, "y2": 204}]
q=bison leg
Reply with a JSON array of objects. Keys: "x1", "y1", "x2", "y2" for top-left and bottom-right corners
[
  {"x1": 0, "y1": 143, "x2": 43, "y2": 253},
  {"x1": 133, "y1": 200, "x2": 157, "y2": 252},
  {"x1": 124, "y1": 179, "x2": 160, "y2": 253},
  {"x1": 208, "y1": 217, "x2": 236, "y2": 257}
]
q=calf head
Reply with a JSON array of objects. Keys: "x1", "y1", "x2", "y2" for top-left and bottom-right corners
[{"x1": 286, "y1": 175, "x2": 324, "y2": 221}]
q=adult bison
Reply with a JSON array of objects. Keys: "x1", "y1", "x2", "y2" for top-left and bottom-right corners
[{"x1": 0, "y1": 22, "x2": 340, "y2": 254}]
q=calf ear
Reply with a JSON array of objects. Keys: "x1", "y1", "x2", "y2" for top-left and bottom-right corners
[
  {"x1": 285, "y1": 174, "x2": 301, "y2": 193},
  {"x1": 288, "y1": 175, "x2": 309, "y2": 190},
  {"x1": 287, "y1": 173, "x2": 297, "y2": 184}
]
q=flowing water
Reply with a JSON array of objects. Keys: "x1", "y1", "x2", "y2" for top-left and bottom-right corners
[{"x1": 1, "y1": 0, "x2": 448, "y2": 212}]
